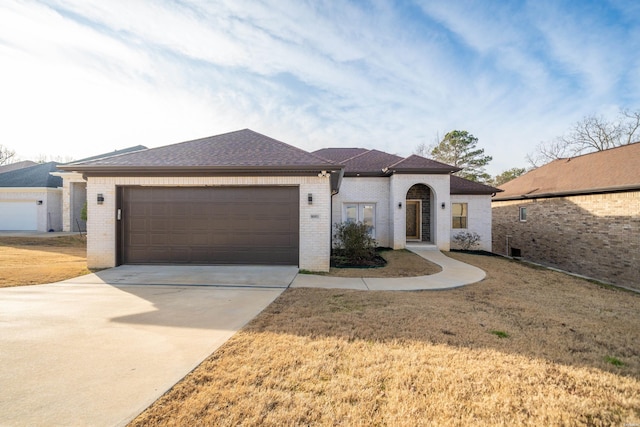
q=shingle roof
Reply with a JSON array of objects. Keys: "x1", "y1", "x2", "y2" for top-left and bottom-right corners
[
  {"x1": 389, "y1": 154, "x2": 460, "y2": 173},
  {"x1": 60, "y1": 129, "x2": 335, "y2": 172},
  {"x1": 61, "y1": 145, "x2": 148, "y2": 165},
  {"x1": 313, "y1": 148, "x2": 368, "y2": 163},
  {"x1": 0, "y1": 160, "x2": 38, "y2": 174},
  {"x1": 311, "y1": 149, "x2": 458, "y2": 176},
  {"x1": 494, "y1": 142, "x2": 640, "y2": 200},
  {"x1": 341, "y1": 150, "x2": 404, "y2": 175},
  {"x1": 0, "y1": 162, "x2": 62, "y2": 188},
  {"x1": 450, "y1": 175, "x2": 502, "y2": 195}
]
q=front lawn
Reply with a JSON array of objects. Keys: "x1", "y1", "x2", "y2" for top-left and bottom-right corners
[
  {"x1": 0, "y1": 236, "x2": 89, "y2": 287},
  {"x1": 130, "y1": 252, "x2": 640, "y2": 426}
]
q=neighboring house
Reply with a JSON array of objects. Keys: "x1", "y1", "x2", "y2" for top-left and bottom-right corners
[
  {"x1": 492, "y1": 142, "x2": 640, "y2": 289},
  {"x1": 52, "y1": 145, "x2": 147, "y2": 232},
  {"x1": 0, "y1": 160, "x2": 38, "y2": 174},
  {"x1": 0, "y1": 162, "x2": 63, "y2": 231},
  {"x1": 313, "y1": 148, "x2": 500, "y2": 252},
  {"x1": 59, "y1": 129, "x2": 499, "y2": 271}
]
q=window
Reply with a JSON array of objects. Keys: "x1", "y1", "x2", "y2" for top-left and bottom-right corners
[
  {"x1": 344, "y1": 203, "x2": 376, "y2": 237},
  {"x1": 452, "y1": 203, "x2": 468, "y2": 229},
  {"x1": 519, "y1": 206, "x2": 527, "y2": 222}
]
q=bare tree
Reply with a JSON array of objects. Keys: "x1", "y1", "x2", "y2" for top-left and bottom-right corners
[
  {"x1": 0, "y1": 145, "x2": 16, "y2": 165},
  {"x1": 620, "y1": 109, "x2": 640, "y2": 145},
  {"x1": 526, "y1": 137, "x2": 573, "y2": 168},
  {"x1": 35, "y1": 153, "x2": 75, "y2": 164},
  {"x1": 527, "y1": 109, "x2": 640, "y2": 167},
  {"x1": 414, "y1": 141, "x2": 431, "y2": 157},
  {"x1": 413, "y1": 132, "x2": 441, "y2": 158}
]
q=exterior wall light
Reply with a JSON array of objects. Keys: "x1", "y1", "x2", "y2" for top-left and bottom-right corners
[
  {"x1": 398, "y1": 202, "x2": 402, "y2": 209},
  {"x1": 97, "y1": 194, "x2": 105, "y2": 205},
  {"x1": 441, "y1": 202, "x2": 446, "y2": 209},
  {"x1": 308, "y1": 193, "x2": 313, "y2": 205},
  {"x1": 36, "y1": 200, "x2": 43, "y2": 205}
]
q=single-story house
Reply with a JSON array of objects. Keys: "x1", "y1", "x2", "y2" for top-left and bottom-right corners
[
  {"x1": 0, "y1": 160, "x2": 37, "y2": 174},
  {"x1": 492, "y1": 142, "x2": 640, "y2": 289},
  {"x1": 312, "y1": 148, "x2": 499, "y2": 252},
  {"x1": 59, "y1": 129, "x2": 500, "y2": 271},
  {"x1": 52, "y1": 145, "x2": 147, "y2": 232},
  {"x1": 0, "y1": 162, "x2": 63, "y2": 232}
]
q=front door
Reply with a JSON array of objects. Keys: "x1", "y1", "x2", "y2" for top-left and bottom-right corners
[{"x1": 406, "y1": 200, "x2": 421, "y2": 240}]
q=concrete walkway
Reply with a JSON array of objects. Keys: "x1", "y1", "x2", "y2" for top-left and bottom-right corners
[
  {"x1": 290, "y1": 246, "x2": 486, "y2": 290},
  {"x1": 0, "y1": 268, "x2": 293, "y2": 427}
]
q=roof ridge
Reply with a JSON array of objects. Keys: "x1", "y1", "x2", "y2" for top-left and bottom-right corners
[
  {"x1": 386, "y1": 154, "x2": 412, "y2": 169},
  {"x1": 311, "y1": 152, "x2": 340, "y2": 165},
  {"x1": 63, "y1": 145, "x2": 148, "y2": 166},
  {"x1": 561, "y1": 140, "x2": 640, "y2": 162},
  {"x1": 341, "y1": 149, "x2": 373, "y2": 163},
  {"x1": 248, "y1": 129, "x2": 338, "y2": 166}
]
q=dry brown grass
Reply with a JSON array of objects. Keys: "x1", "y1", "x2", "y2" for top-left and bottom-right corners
[
  {"x1": 328, "y1": 249, "x2": 441, "y2": 277},
  {"x1": 131, "y1": 252, "x2": 640, "y2": 426},
  {"x1": 0, "y1": 236, "x2": 89, "y2": 287}
]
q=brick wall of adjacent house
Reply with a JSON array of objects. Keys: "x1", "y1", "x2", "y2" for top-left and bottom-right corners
[
  {"x1": 86, "y1": 175, "x2": 331, "y2": 272},
  {"x1": 492, "y1": 191, "x2": 640, "y2": 289},
  {"x1": 451, "y1": 194, "x2": 492, "y2": 251}
]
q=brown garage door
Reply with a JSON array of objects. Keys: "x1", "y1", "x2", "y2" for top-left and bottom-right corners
[{"x1": 118, "y1": 186, "x2": 299, "y2": 265}]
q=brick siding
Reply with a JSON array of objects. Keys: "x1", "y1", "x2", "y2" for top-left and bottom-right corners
[
  {"x1": 86, "y1": 176, "x2": 331, "y2": 272},
  {"x1": 0, "y1": 188, "x2": 62, "y2": 232},
  {"x1": 451, "y1": 194, "x2": 492, "y2": 251},
  {"x1": 332, "y1": 177, "x2": 391, "y2": 246},
  {"x1": 492, "y1": 191, "x2": 640, "y2": 289}
]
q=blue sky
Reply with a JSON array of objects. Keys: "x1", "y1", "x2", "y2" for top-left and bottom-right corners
[{"x1": 1, "y1": 0, "x2": 638, "y2": 174}]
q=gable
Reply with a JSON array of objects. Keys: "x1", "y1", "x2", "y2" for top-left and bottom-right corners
[{"x1": 312, "y1": 149, "x2": 458, "y2": 177}]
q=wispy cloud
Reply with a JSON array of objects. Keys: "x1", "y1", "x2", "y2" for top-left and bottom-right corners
[{"x1": 0, "y1": 0, "x2": 637, "y2": 173}]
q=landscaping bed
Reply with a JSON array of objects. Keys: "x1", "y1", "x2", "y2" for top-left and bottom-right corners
[{"x1": 328, "y1": 248, "x2": 441, "y2": 278}]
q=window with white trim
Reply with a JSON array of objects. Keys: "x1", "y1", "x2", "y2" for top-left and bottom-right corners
[
  {"x1": 452, "y1": 203, "x2": 468, "y2": 229},
  {"x1": 343, "y1": 203, "x2": 376, "y2": 237},
  {"x1": 519, "y1": 206, "x2": 527, "y2": 222}
]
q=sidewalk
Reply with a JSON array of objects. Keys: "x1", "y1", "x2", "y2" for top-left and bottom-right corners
[{"x1": 290, "y1": 247, "x2": 486, "y2": 291}]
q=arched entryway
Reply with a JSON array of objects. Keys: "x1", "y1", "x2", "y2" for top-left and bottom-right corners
[{"x1": 406, "y1": 184, "x2": 433, "y2": 243}]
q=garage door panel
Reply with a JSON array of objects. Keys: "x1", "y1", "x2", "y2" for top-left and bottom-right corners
[
  {"x1": 0, "y1": 201, "x2": 38, "y2": 231},
  {"x1": 150, "y1": 234, "x2": 167, "y2": 245},
  {"x1": 121, "y1": 186, "x2": 299, "y2": 265},
  {"x1": 149, "y1": 219, "x2": 168, "y2": 230},
  {"x1": 129, "y1": 233, "x2": 149, "y2": 245}
]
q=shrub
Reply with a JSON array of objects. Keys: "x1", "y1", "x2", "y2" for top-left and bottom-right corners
[
  {"x1": 453, "y1": 231, "x2": 481, "y2": 250},
  {"x1": 80, "y1": 202, "x2": 87, "y2": 222},
  {"x1": 332, "y1": 221, "x2": 377, "y2": 264}
]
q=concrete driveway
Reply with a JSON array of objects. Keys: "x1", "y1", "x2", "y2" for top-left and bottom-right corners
[{"x1": 0, "y1": 265, "x2": 296, "y2": 427}]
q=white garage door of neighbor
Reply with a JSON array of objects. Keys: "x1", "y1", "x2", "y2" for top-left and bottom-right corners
[{"x1": 0, "y1": 201, "x2": 37, "y2": 230}]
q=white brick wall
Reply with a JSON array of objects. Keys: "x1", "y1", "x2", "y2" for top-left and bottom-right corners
[
  {"x1": 57, "y1": 172, "x2": 86, "y2": 232},
  {"x1": 450, "y1": 194, "x2": 492, "y2": 251},
  {"x1": 0, "y1": 188, "x2": 62, "y2": 232},
  {"x1": 390, "y1": 174, "x2": 451, "y2": 251},
  {"x1": 86, "y1": 175, "x2": 331, "y2": 271},
  {"x1": 333, "y1": 175, "x2": 478, "y2": 251},
  {"x1": 331, "y1": 177, "x2": 391, "y2": 246}
]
